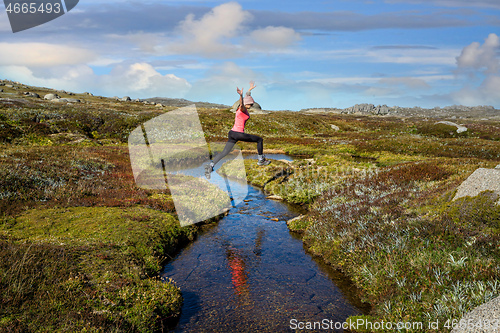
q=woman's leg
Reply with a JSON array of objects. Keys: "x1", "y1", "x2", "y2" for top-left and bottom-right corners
[
  {"x1": 211, "y1": 132, "x2": 238, "y2": 167},
  {"x1": 229, "y1": 131, "x2": 264, "y2": 155},
  {"x1": 211, "y1": 141, "x2": 236, "y2": 167}
]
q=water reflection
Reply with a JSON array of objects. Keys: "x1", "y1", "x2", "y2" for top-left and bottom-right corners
[{"x1": 163, "y1": 154, "x2": 365, "y2": 332}]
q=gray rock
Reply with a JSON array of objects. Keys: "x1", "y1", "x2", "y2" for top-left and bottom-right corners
[
  {"x1": 286, "y1": 214, "x2": 307, "y2": 227},
  {"x1": 496, "y1": 164, "x2": 500, "y2": 169},
  {"x1": 451, "y1": 296, "x2": 500, "y2": 333},
  {"x1": 0, "y1": 89, "x2": 3, "y2": 93},
  {"x1": 120, "y1": 96, "x2": 131, "y2": 102},
  {"x1": 54, "y1": 98, "x2": 81, "y2": 103},
  {"x1": 230, "y1": 100, "x2": 262, "y2": 112},
  {"x1": 5, "y1": 84, "x2": 14, "y2": 88},
  {"x1": 453, "y1": 168, "x2": 500, "y2": 202},
  {"x1": 44, "y1": 93, "x2": 59, "y2": 100},
  {"x1": 331, "y1": 124, "x2": 340, "y2": 131},
  {"x1": 24, "y1": 92, "x2": 40, "y2": 98},
  {"x1": 436, "y1": 121, "x2": 467, "y2": 133},
  {"x1": 342, "y1": 104, "x2": 390, "y2": 115},
  {"x1": 85, "y1": 92, "x2": 93, "y2": 96}
]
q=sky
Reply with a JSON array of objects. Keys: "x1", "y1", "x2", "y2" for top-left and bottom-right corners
[{"x1": 1, "y1": 0, "x2": 499, "y2": 111}]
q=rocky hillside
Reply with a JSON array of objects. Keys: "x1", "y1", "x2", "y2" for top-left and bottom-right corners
[{"x1": 301, "y1": 103, "x2": 500, "y2": 119}]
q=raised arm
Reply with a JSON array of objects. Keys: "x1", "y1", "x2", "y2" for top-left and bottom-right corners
[
  {"x1": 236, "y1": 87, "x2": 247, "y2": 113},
  {"x1": 246, "y1": 81, "x2": 256, "y2": 96}
]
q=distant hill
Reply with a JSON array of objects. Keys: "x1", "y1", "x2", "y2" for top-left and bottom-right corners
[
  {"x1": 144, "y1": 97, "x2": 230, "y2": 109},
  {"x1": 301, "y1": 103, "x2": 500, "y2": 120},
  {"x1": 1, "y1": 79, "x2": 499, "y2": 119}
]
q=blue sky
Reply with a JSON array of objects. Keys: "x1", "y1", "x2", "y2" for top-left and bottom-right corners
[{"x1": 1, "y1": 0, "x2": 499, "y2": 110}]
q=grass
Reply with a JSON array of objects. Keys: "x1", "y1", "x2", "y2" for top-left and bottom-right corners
[
  {"x1": 0, "y1": 206, "x2": 196, "y2": 332},
  {"x1": 1, "y1": 80, "x2": 500, "y2": 332},
  {"x1": 241, "y1": 154, "x2": 499, "y2": 332}
]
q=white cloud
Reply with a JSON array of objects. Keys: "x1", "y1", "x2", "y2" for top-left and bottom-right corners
[
  {"x1": 168, "y1": 2, "x2": 252, "y2": 57},
  {"x1": 0, "y1": 43, "x2": 96, "y2": 67},
  {"x1": 0, "y1": 64, "x2": 96, "y2": 92},
  {"x1": 246, "y1": 26, "x2": 301, "y2": 50},
  {"x1": 0, "y1": 61, "x2": 191, "y2": 99},
  {"x1": 378, "y1": 77, "x2": 431, "y2": 89},
  {"x1": 102, "y1": 62, "x2": 191, "y2": 96},
  {"x1": 185, "y1": 62, "x2": 263, "y2": 104},
  {"x1": 456, "y1": 33, "x2": 500, "y2": 74},
  {"x1": 367, "y1": 48, "x2": 459, "y2": 65},
  {"x1": 313, "y1": 47, "x2": 459, "y2": 66},
  {"x1": 452, "y1": 33, "x2": 500, "y2": 105},
  {"x1": 385, "y1": 0, "x2": 500, "y2": 9}
]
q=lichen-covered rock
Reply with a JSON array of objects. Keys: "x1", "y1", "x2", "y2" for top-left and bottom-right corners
[
  {"x1": 453, "y1": 168, "x2": 500, "y2": 202},
  {"x1": 435, "y1": 121, "x2": 467, "y2": 133},
  {"x1": 44, "y1": 93, "x2": 59, "y2": 100},
  {"x1": 451, "y1": 296, "x2": 500, "y2": 333}
]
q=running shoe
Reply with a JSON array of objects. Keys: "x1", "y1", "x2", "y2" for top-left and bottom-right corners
[
  {"x1": 204, "y1": 163, "x2": 213, "y2": 179},
  {"x1": 257, "y1": 158, "x2": 271, "y2": 166}
]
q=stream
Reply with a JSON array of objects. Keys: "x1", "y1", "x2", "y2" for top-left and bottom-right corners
[{"x1": 162, "y1": 154, "x2": 367, "y2": 332}]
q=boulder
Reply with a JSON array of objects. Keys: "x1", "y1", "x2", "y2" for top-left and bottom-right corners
[
  {"x1": 120, "y1": 96, "x2": 131, "y2": 102},
  {"x1": 24, "y1": 92, "x2": 40, "y2": 98},
  {"x1": 435, "y1": 121, "x2": 467, "y2": 133},
  {"x1": 230, "y1": 100, "x2": 262, "y2": 112},
  {"x1": 343, "y1": 104, "x2": 390, "y2": 115},
  {"x1": 453, "y1": 167, "x2": 500, "y2": 202},
  {"x1": 44, "y1": 93, "x2": 59, "y2": 100},
  {"x1": 451, "y1": 296, "x2": 500, "y2": 333},
  {"x1": 53, "y1": 98, "x2": 81, "y2": 103}
]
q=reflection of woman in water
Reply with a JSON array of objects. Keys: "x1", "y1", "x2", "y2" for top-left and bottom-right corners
[
  {"x1": 205, "y1": 81, "x2": 271, "y2": 179},
  {"x1": 226, "y1": 247, "x2": 249, "y2": 297},
  {"x1": 225, "y1": 229, "x2": 265, "y2": 298}
]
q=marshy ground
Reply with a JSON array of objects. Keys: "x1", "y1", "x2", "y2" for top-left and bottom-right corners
[{"x1": 1, "y1": 80, "x2": 499, "y2": 332}]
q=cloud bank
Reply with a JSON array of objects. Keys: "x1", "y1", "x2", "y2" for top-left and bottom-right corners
[{"x1": 453, "y1": 33, "x2": 500, "y2": 105}]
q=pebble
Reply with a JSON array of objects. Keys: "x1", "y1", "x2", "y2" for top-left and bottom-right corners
[{"x1": 286, "y1": 214, "x2": 306, "y2": 226}]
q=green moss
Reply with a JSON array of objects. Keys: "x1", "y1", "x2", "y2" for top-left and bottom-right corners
[
  {"x1": 416, "y1": 122, "x2": 470, "y2": 139},
  {"x1": 438, "y1": 191, "x2": 500, "y2": 234},
  {"x1": 0, "y1": 206, "x2": 196, "y2": 332},
  {"x1": 8, "y1": 206, "x2": 196, "y2": 261},
  {"x1": 287, "y1": 216, "x2": 311, "y2": 233}
]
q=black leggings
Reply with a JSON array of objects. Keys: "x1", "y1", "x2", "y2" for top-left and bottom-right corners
[{"x1": 212, "y1": 130, "x2": 263, "y2": 166}]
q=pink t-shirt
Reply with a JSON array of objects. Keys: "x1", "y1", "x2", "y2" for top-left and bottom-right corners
[{"x1": 231, "y1": 106, "x2": 250, "y2": 132}]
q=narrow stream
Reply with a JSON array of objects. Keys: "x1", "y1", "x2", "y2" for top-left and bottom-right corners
[{"x1": 162, "y1": 154, "x2": 366, "y2": 332}]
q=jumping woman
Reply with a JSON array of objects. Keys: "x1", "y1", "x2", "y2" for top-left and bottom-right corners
[{"x1": 205, "y1": 81, "x2": 271, "y2": 179}]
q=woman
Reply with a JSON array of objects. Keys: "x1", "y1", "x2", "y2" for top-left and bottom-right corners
[{"x1": 205, "y1": 81, "x2": 270, "y2": 179}]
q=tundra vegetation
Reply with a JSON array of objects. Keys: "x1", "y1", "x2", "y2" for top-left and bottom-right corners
[{"x1": 1, "y1": 80, "x2": 499, "y2": 332}]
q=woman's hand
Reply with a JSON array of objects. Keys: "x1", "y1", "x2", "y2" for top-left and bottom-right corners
[
  {"x1": 248, "y1": 81, "x2": 256, "y2": 92},
  {"x1": 236, "y1": 87, "x2": 243, "y2": 96}
]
